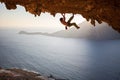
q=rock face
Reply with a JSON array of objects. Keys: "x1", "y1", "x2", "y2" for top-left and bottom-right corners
[
  {"x1": 0, "y1": 68, "x2": 68, "y2": 80},
  {"x1": 0, "y1": 68, "x2": 45, "y2": 80},
  {"x1": 0, "y1": 0, "x2": 120, "y2": 32}
]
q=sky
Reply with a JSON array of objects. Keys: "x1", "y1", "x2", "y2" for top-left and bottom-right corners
[{"x1": 0, "y1": 3, "x2": 86, "y2": 33}]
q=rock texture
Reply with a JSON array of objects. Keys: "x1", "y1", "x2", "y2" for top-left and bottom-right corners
[
  {"x1": 0, "y1": 0, "x2": 120, "y2": 32},
  {"x1": 0, "y1": 68, "x2": 68, "y2": 80},
  {"x1": 0, "y1": 68, "x2": 45, "y2": 80}
]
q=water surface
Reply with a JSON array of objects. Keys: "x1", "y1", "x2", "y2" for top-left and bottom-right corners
[{"x1": 0, "y1": 29, "x2": 120, "y2": 80}]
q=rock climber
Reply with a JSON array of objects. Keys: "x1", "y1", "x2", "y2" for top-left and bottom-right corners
[{"x1": 60, "y1": 13, "x2": 80, "y2": 30}]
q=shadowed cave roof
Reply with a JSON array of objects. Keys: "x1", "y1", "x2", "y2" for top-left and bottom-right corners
[{"x1": 0, "y1": 0, "x2": 120, "y2": 32}]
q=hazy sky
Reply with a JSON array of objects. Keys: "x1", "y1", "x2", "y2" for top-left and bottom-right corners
[{"x1": 0, "y1": 3, "x2": 86, "y2": 32}]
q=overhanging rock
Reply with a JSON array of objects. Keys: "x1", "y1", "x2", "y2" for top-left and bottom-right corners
[{"x1": 0, "y1": 0, "x2": 120, "y2": 32}]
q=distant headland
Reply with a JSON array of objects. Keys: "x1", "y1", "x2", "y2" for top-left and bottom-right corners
[{"x1": 18, "y1": 21, "x2": 120, "y2": 40}]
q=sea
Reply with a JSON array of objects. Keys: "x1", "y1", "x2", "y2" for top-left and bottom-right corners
[{"x1": 0, "y1": 28, "x2": 120, "y2": 80}]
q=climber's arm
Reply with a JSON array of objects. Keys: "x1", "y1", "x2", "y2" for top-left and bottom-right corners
[{"x1": 61, "y1": 13, "x2": 66, "y2": 21}]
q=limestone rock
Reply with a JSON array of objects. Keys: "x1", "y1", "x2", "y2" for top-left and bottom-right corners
[{"x1": 0, "y1": 0, "x2": 120, "y2": 32}]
